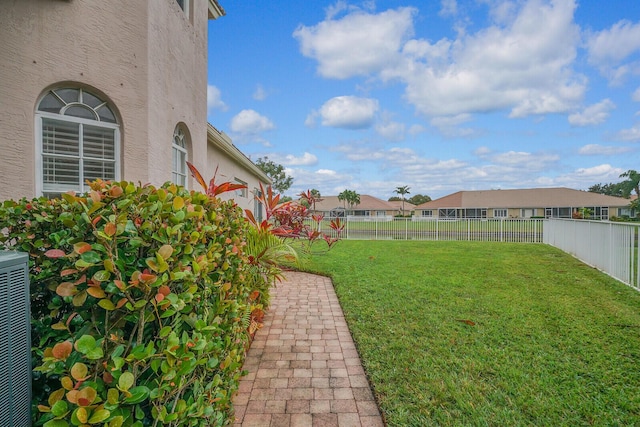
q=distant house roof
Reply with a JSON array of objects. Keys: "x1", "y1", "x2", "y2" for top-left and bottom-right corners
[
  {"x1": 387, "y1": 200, "x2": 416, "y2": 211},
  {"x1": 311, "y1": 195, "x2": 397, "y2": 212},
  {"x1": 415, "y1": 188, "x2": 631, "y2": 209}
]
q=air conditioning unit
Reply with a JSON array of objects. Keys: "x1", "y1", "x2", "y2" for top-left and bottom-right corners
[{"x1": 0, "y1": 251, "x2": 31, "y2": 426}]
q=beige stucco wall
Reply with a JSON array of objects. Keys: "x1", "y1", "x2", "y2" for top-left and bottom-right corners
[
  {"x1": 147, "y1": 0, "x2": 208, "y2": 189},
  {"x1": 206, "y1": 141, "x2": 268, "y2": 215},
  {"x1": 0, "y1": 0, "x2": 209, "y2": 200}
]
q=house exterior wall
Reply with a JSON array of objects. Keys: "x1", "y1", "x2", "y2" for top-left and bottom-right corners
[
  {"x1": 0, "y1": 0, "x2": 209, "y2": 200},
  {"x1": 206, "y1": 128, "x2": 270, "y2": 216},
  {"x1": 418, "y1": 206, "x2": 621, "y2": 219},
  {"x1": 147, "y1": 1, "x2": 209, "y2": 188}
]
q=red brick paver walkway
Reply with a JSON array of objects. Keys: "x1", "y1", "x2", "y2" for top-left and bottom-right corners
[{"x1": 232, "y1": 271, "x2": 384, "y2": 427}]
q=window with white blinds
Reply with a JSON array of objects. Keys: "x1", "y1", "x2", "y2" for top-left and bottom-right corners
[{"x1": 36, "y1": 88, "x2": 119, "y2": 197}]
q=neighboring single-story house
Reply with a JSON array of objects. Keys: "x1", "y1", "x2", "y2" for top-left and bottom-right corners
[
  {"x1": 310, "y1": 195, "x2": 399, "y2": 219},
  {"x1": 387, "y1": 200, "x2": 416, "y2": 216},
  {"x1": 0, "y1": 0, "x2": 269, "y2": 217},
  {"x1": 413, "y1": 188, "x2": 632, "y2": 220}
]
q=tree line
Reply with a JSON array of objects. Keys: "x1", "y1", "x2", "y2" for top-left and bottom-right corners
[{"x1": 589, "y1": 169, "x2": 639, "y2": 212}]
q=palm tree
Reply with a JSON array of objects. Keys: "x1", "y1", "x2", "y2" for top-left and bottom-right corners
[
  {"x1": 394, "y1": 185, "x2": 410, "y2": 216},
  {"x1": 338, "y1": 190, "x2": 349, "y2": 210},
  {"x1": 338, "y1": 190, "x2": 360, "y2": 214},
  {"x1": 347, "y1": 190, "x2": 360, "y2": 211}
]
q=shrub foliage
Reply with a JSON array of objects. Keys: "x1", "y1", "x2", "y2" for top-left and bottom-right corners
[{"x1": 0, "y1": 180, "x2": 266, "y2": 426}]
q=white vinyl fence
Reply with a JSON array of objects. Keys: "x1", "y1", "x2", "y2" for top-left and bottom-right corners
[
  {"x1": 317, "y1": 218, "x2": 544, "y2": 243},
  {"x1": 544, "y1": 219, "x2": 640, "y2": 290}
]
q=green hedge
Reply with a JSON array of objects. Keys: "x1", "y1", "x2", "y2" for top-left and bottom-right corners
[{"x1": 0, "y1": 181, "x2": 267, "y2": 426}]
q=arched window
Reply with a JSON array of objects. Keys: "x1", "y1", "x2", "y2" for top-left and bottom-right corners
[
  {"x1": 172, "y1": 125, "x2": 189, "y2": 187},
  {"x1": 36, "y1": 87, "x2": 120, "y2": 197}
]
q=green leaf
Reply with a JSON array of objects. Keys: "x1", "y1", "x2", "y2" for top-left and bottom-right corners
[
  {"x1": 92, "y1": 270, "x2": 110, "y2": 282},
  {"x1": 159, "y1": 326, "x2": 172, "y2": 338},
  {"x1": 75, "y1": 335, "x2": 97, "y2": 354},
  {"x1": 112, "y1": 345, "x2": 125, "y2": 359},
  {"x1": 135, "y1": 404, "x2": 145, "y2": 419},
  {"x1": 123, "y1": 386, "x2": 150, "y2": 405},
  {"x1": 118, "y1": 372, "x2": 135, "y2": 391},
  {"x1": 112, "y1": 356, "x2": 125, "y2": 370},
  {"x1": 98, "y1": 299, "x2": 116, "y2": 311},
  {"x1": 44, "y1": 420, "x2": 69, "y2": 427},
  {"x1": 74, "y1": 259, "x2": 93, "y2": 270},
  {"x1": 88, "y1": 409, "x2": 111, "y2": 424},
  {"x1": 80, "y1": 250, "x2": 102, "y2": 264},
  {"x1": 107, "y1": 388, "x2": 119, "y2": 405},
  {"x1": 51, "y1": 399, "x2": 69, "y2": 417},
  {"x1": 85, "y1": 347, "x2": 104, "y2": 360}
]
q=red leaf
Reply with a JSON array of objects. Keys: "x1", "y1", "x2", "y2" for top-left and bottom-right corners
[
  {"x1": 187, "y1": 161, "x2": 208, "y2": 192},
  {"x1": 139, "y1": 273, "x2": 157, "y2": 284},
  {"x1": 45, "y1": 249, "x2": 66, "y2": 259},
  {"x1": 457, "y1": 319, "x2": 476, "y2": 326},
  {"x1": 211, "y1": 182, "x2": 247, "y2": 197},
  {"x1": 61, "y1": 269, "x2": 78, "y2": 277},
  {"x1": 104, "y1": 222, "x2": 116, "y2": 237}
]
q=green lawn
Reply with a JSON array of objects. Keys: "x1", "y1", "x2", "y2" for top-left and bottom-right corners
[{"x1": 299, "y1": 241, "x2": 640, "y2": 426}]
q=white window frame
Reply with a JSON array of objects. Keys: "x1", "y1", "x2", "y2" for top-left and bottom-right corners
[
  {"x1": 35, "y1": 88, "x2": 120, "y2": 197},
  {"x1": 176, "y1": 0, "x2": 190, "y2": 16},
  {"x1": 421, "y1": 210, "x2": 433, "y2": 217},
  {"x1": 234, "y1": 178, "x2": 248, "y2": 198},
  {"x1": 494, "y1": 208, "x2": 508, "y2": 218},
  {"x1": 172, "y1": 126, "x2": 189, "y2": 188}
]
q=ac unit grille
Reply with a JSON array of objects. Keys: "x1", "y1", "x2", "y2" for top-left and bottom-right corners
[{"x1": 0, "y1": 252, "x2": 31, "y2": 426}]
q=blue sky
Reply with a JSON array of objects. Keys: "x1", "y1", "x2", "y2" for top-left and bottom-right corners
[{"x1": 206, "y1": 0, "x2": 640, "y2": 200}]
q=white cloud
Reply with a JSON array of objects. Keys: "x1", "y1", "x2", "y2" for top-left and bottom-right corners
[
  {"x1": 375, "y1": 113, "x2": 405, "y2": 141},
  {"x1": 490, "y1": 150, "x2": 559, "y2": 170},
  {"x1": 393, "y1": 0, "x2": 585, "y2": 118},
  {"x1": 286, "y1": 167, "x2": 355, "y2": 197},
  {"x1": 207, "y1": 85, "x2": 228, "y2": 112},
  {"x1": 533, "y1": 164, "x2": 625, "y2": 190},
  {"x1": 304, "y1": 110, "x2": 318, "y2": 128},
  {"x1": 586, "y1": 20, "x2": 640, "y2": 83},
  {"x1": 408, "y1": 124, "x2": 426, "y2": 136},
  {"x1": 267, "y1": 152, "x2": 319, "y2": 166},
  {"x1": 296, "y1": 0, "x2": 585, "y2": 119},
  {"x1": 474, "y1": 146, "x2": 492, "y2": 156},
  {"x1": 253, "y1": 84, "x2": 268, "y2": 101},
  {"x1": 567, "y1": 164, "x2": 624, "y2": 180},
  {"x1": 568, "y1": 99, "x2": 615, "y2": 126},
  {"x1": 613, "y1": 126, "x2": 640, "y2": 142},
  {"x1": 429, "y1": 114, "x2": 482, "y2": 138},
  {"x1": 318, "y1": 96, "x2": 379, "y2": 129},
  {"x1": 578, "y1": 144, "x2": 633, "y2": 155},
  {"x1": 430, "y1": 114, "x2": 472, "y2": 128},
  {"x1": 293, "y1": 7, "x2": 416, "y2": 79},
  {"x1": 633, "y1": 87, "x2": 640, "y2": 102},
  {"x1": 229, "y1": 110, "x2": 275, "y2": 145},
  {"x1": 439, "y1": 0, "x2": 457, "y2": 18}
]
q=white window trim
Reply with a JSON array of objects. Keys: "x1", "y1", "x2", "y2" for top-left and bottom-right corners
[
  {"x1": 35, "y1": 111, "x2": 120, "y2": 197},
  {"x1": 176, "y1": 0, "x2": 191, "y2": 19},
  {"x1": 234, "y1": 178, "x2": 247, "y2": 198},
  {"x1": 172, "y1": 126, "x2": 189, "y2": 188},
  {"x1": 494, "y1": 208, "x2": 508, "y2": 218}
]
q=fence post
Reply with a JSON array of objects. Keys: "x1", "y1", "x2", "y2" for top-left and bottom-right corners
[{"x1": 405, "y1": 217, "x2": 408, "y2": 241}]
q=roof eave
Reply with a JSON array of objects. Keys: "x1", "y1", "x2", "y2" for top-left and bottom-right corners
[
  {"x1": 208, "y1": 0, "x2": 226, "y2": 19},
  {"x1": 206, "y1": 123, "x2": 271, "y2": 184}
]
